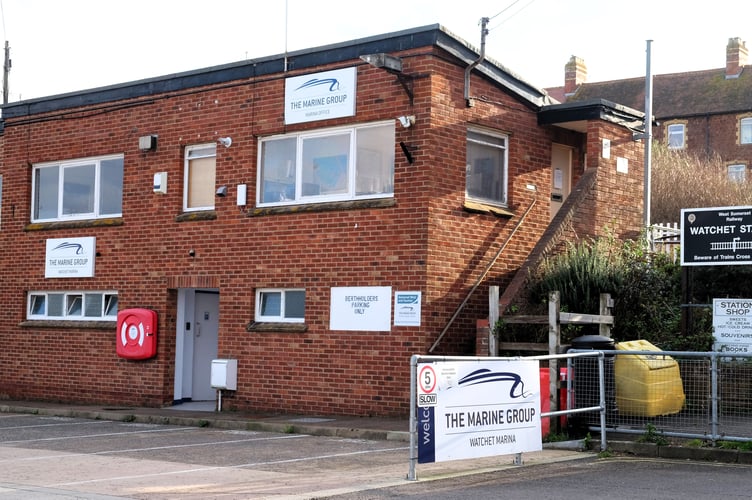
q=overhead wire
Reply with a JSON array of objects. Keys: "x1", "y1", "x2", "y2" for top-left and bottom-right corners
[{"x1": 488, "y1": 0, "x2": 537, "y2": 32}]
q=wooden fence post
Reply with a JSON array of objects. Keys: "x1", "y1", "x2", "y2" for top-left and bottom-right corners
[{"x1": 599, "y1": 293, "x2": 613, "y2": 337}]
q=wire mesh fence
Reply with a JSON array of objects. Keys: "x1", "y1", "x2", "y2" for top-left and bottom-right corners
[{"x1": 567, "y1": 350, "x2": 752, "y2": 442}]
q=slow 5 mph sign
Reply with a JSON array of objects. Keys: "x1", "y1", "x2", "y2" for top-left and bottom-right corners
[{"x1": 417, "y1": 364, "x2": 437, "y2": 407}]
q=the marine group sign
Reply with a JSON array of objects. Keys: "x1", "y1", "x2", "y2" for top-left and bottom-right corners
[
  {"x1": 415, "y1": 358, "x2": 541, "y2": 463},
  {"x1": 681, "y1": 206, "x2": 752, "y2": 266}
]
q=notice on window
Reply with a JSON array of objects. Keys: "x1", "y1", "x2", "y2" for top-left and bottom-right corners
[
  {"x1": 330, "y1": 286, "x2": 391, "y2": 332},
  {"x1": 45, "y1": 237, "x2": 96, "y2": 278},
  {"x1": 394, "y1": 291, "x2": 421, "y2": 326}
]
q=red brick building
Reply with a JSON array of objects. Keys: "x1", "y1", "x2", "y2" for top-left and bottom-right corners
[{"x1": 0, "y1": 25, "x2": 644, "y2": 416}]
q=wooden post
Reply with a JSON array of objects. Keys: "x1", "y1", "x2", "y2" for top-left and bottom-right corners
[
  {"x1": 489, "y1": 286, "x2": 499, "y2": 357},
  {"x1": 599, "y1": 293, "x2": 613, "y2": 337}
]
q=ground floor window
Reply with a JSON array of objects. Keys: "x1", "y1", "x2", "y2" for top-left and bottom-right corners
[
  {"x1": 27, "y1": 291, "x2": 118, "y2": 320},
  {"x1": 255, "y1": 289, "x2": 305, "y2": 322}
]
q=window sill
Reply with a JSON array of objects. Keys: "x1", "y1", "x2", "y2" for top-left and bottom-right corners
[
  {"x1": 176, "y1": 210, "x2": 217, "y2": 222},
  {"x1": 25, "y1": 218, "x2": 124, "y2": 231},
  {"x1": 463, "y1": 201, "x2": 514, "y2": 217},
  {"x1": 246, "y1": 322, "x2": 308, "y2": 333},
  {"x1": 250, "y1": 197, "x2": 395, "y2": 216},
  {"x1": 20, "y1": 320, "x2": 117, "y2": 329}
]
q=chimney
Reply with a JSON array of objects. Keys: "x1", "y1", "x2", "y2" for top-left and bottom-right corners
[
  {"x1": 726, "y1": 37, "x2": 748, "y2": 79},
  {"x1": 564, "y1": 56, "x2": 587, "y2": 95}
]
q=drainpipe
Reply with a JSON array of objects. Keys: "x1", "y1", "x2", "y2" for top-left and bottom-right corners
[
  {"x1": 428, "y1": 193, "x2": 537, "y2": 353},
  {"x1": 464, "y1": 17, "x2": 489, "y2": 107}
]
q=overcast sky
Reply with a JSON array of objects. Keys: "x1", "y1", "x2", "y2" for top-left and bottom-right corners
[{"x1": 1, "y1": 0, "x2": 749, "y2": 103}]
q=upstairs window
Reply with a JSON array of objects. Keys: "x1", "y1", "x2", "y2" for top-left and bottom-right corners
[
  {"x1": 32, "y1": 155, "x2": 124, "y2": 222},
  {"x1": 28, "y1": 291, "x2": 118, "y2": 321},
  {"x1": 741, "y1": 117, "x2": 752, "y2": 144},
  {"x1": 667, "y1": 123, "x2": 685, "y2": 149},
  {"x1": 255, "y1": 289, "x2": 305, "y2": 323},
  {"x1": 184, "y1": 144, "x2": 217, "y2": 211},
  {"x1": 466, "y1": 129, "x2": 508, "y2": 207},
  {"x1": 258, "y1": 122, "x2": 394, "y2": 206}
]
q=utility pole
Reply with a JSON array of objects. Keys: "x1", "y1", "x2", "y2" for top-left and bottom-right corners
[{"x1": 3, "y1": 41, "x2": 10, "y2": 104}]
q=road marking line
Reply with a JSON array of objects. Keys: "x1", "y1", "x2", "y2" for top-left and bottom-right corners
[
  {"x1": 95, "y1": 433, "x2": 310, "y2": 454},
  {"x1": 0, "y1": 420, "x2": 110, "y2": 430},
  {"x1": 0, "y1": 426, "x2": 192, "y2": 444},
  {"x1": 50, "y1": 446, "x2": 409, "y2": 487},
  {"x1": 235, "y1": 446, "x2": 409, "y2": 467}
]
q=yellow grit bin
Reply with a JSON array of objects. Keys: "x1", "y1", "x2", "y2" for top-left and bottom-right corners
[{"x1": 614, "y1": 340, "x2": 685, "y2": 417}]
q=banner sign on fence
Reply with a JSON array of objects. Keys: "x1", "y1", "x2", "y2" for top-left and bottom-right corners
[
  {"x1": 681, "y1": 206, "x2": 752, "y2": 266},
  {"x1": 712, "y1": 298, "x2": 752, "y2": 354},
  {"x1": 416, "y1": 359, "x2": 541, "y2": 463}
]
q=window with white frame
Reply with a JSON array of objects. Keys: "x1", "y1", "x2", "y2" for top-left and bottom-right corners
[
  {"x1": 184, "y1": 144, "x2": 217, "y2": 211},
  {"x1": 466, "y1": 128, "x2": 508, "y2": 206},
  {"x1": 255, "y1": 289, "x2": 305, "y2": 323},
  {"x1": 257, "y1": 122, "x2": 394, "y2": 206},
  {"x1": 741, "y1": 117, "x2": 752, "y2": 145},
  {"x1": 728, "y1": 164, "x2": 747, "y2": 183},
  {"x1": 667, "y1": 123, "x2": 685, "y2": 149},
  {"x1": 32, "y1": 155, "x2": 123, "y2": 222},
  {"x1": 27, "y1": 291, "x2": 118, "y2": 320}
]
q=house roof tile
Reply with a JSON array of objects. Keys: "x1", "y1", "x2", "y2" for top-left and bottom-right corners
[{"x1": 555, "y1": 66, "x2": 752, "y2": 118}]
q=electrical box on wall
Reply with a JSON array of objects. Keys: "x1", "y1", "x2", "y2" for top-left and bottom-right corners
[
  {"x1": 237, "y1": 184, "x2": 247, "y2": 206},
  {"x1": 211, "y1": 359, "x2": 238, "y2": 390},
  {"x1": 139, "y1": 134, "x2": 157, "y2": 151},
  {"x1": 153, "y1": 172, "x2": 167, "y2": 194}
]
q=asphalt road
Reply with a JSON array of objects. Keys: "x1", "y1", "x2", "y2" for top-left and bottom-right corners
[
  {"x1": 0, "y1": 412, "x2": 584, "y2": 499},
  {"x1": 323, "y1": 457, "x2": 752, "y2": 499}
]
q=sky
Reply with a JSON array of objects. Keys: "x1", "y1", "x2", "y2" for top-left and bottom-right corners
[{"x1": 0, "y1": 0, "x2": 750, "y2": 103}]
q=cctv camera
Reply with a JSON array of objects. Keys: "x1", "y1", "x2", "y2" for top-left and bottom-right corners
[{"x1": 216, "y1": 186, "x2": 228, "y2": 197}]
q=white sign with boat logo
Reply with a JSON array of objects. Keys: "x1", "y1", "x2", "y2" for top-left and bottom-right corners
[{"x1": 45, "y1": 237, "x2": 96, "y2": 278}]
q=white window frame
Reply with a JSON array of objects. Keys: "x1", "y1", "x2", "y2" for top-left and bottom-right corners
[
  {"x1": 183, "y1": 143, "x2": 217, "y2": 212},
  {"x1": 256, "y1": 121, "x2": 394, "y2": 207},
  {"x1": 27, "y1": 291, "x2": 118, "y2": 321},
  {"x1": 728, "y1": 164, "x2": 747, "y2": 183},
  {"x1": 466, "y1": 127, "x2": 509, "y2": 207},
  {"x1": 667, "y1": 123, "x2": 686, "y2": 149},
  {"x1": 31, "y1": 154, "x2": 124, "y2": 222},
  {"x1": 741, "y1": 117, "x2": 752, "y2": 145},
  {"x1": 254, "y1": 288, "x2": 305, "y2": 323}
]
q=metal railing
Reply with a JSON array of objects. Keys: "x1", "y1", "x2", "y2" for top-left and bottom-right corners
[{"x1": 568, "y1": 349, "x2": 752, "y2": 443}]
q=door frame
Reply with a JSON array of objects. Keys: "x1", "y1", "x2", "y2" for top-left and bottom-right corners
[{"x1": 173, "y1": 288, "x2": 219, "y2": 403}]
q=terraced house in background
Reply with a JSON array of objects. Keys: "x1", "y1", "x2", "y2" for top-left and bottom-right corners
[
  {"x1": 0, "y1": 24, "x2": 644, "y2": 417},
  {"x1": 549, "y1": 37, "x2": 752, "y2": 181}
]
